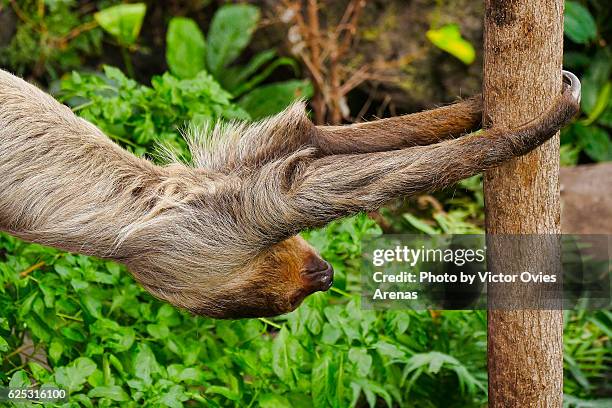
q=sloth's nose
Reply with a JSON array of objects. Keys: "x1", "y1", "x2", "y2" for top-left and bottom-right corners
[{"x1": 303, "y1": 257, "x2": 334, "y2": 292}]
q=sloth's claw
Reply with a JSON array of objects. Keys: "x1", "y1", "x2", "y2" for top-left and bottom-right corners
[{"x1": 562, "y1": 70, "x2": 581, "y2": 104}]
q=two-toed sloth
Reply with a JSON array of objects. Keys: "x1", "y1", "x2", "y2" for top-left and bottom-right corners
[{"x1": 0, "y1": 69, "x2": 580, "y2": 318}]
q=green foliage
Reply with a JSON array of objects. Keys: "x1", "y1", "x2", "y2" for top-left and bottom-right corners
[
  {"x1": 426, "y1": 24, "x2": 476, "y2": 65},
  {"x1": 568, "y1": 123, "x2": 611, "y2": 162},
  {"x1": 562, "y1": 49, "x2": 612, "y2": 163},
  {"x1": 219, "y1": 50, "x2": 301, "y2": 98},
  {"x1": 0, "y1": 0, "x2": 111, "y2": 79},
  {"x1": 389, "y1": 175, "x2": 485, "y2": 236},
  {"x1": 562, "y1": 1, "x2": 612, "y2": 164},
  {"x1": 58, "y1": 65, "x2": 248, "y2": 156},
  {"x1": 564, "y1": 1, "x2": 597, "y2": 44},
  {"x1": 563, "y1": 310, "x2": 612, "y2": 401},
  {"x1": 564, "y1": 396, "x2": 612, "y2": 408},
  {"x1": 94, "y1": 3, "x2": 146, "y2": 46},
  {"x1": 0, "y1": 216, "x2": 496, "y2": 407},
  {"x1": 165, "y1": 5, "x2": 308, "y2": 119},
  {"x1": 238, "y1": 80, "x2": 314, "y2": 120}
]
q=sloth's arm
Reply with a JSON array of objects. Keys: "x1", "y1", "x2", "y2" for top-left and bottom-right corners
[
  {"x1": 314, "y1": 95, "x2": 482, "y2": 154},
  {"x1": 241, "y1": 96, "x2": 481, "y2": 163},
  {"x1": 228, "y1": 95, "x2": 481, "y2": 170},
  {"x1": 277, "y1": 72, "x2": 580, "y2": 231}
]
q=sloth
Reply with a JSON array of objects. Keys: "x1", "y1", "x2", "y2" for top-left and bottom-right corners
[{"x1": 0, "y1": 69, "x2": 580, "y2": 318}]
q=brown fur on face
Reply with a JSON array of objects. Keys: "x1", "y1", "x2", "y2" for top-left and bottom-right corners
[
  {"x1": 130, "y1": 235, "x2": 332, "y2": 319},
  {"x1": 0, "y1": 69, "x2": 580, "y2": 318}
]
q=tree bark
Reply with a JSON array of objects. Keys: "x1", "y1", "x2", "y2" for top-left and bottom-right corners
[{"x1": 483, "y1": 1, "x2": 564, "y2": 407}]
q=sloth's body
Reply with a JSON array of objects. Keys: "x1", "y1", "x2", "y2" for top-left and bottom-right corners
[{"x1": 0, "y1": 69, "x2": 580, "y2": 318}]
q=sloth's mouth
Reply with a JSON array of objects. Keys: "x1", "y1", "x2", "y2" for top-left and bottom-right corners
[
  {"x1": 289, "y1": 261, "x2": 335, "y2": 309},
  {"x1": 303, "y1": 260, "x2": 334, "y2": 293}
]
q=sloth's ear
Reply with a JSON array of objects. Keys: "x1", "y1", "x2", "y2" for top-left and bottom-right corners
[{"x1": 278, "y1": 148, "x2": 318, "y2": 192}]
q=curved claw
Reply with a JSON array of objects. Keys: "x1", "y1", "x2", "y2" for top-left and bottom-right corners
[{"x1": 562, "y1": 70, "x2": 581, "y2": 104}]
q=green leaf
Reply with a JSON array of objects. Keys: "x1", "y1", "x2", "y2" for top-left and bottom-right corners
[
  {"x1": 402, "y1": 213, "x2": 439, "y2": 235},
  {"x1": 599, "y1": 104, "x2": 612, "y2": 128},
  {"x1": 218, "y1": 49, "x2": 278, "y2": 91},
  {"x1": 61, "y1": 325, "x2": 86, "y2": 342},
  {"x1": 157, "y1": 304, "x2": 182, "y2": 327},
  {"x1": 564, "y1": 1, "x2": 597, "y2": 44},
  {"x1": 582, "y1": 82, "x2": 611, "y2": 126},
  {"x1": 133, "y1": 343, "x2": 160, "y2": 386},
  {"x1": 348, "y1": 348, "x2": 372, "y2": 377},
  {"x1": 563, "y1": 396, "x2": 612, "y2": 408},
  {"x1": 91, "y1": 319, "x2": 135, "y2": 352},
  {"x1": 0, "y1": 335, "x2": 8, "y2": 352},
  {"x1": 232, "y1": 56, "x2": 300, "y2": 97},
  {"x1": 88, "y1": 385, "x2": 130, "y2": 402},
  {"x1": 353, "y1": 378, "x2": 393, "y2": 408},
  {"x1": 320, "y1": 322, "x2": 342, "y2": 345},
  {"x1": 109, "y1": 354, "x2": 126, "y2": 376},
  {"x1": 88, "y1": 369, "x2": 104, "y2": 387},
  {"x1": 560, "y1": 143, "x2": 580, "y2": 166},
  {"x1": 0, "y1": 317, "x2": 9, "y2": 330},
  {"x1": 271, "y1": 326, "x2": 292, "y2": 384},
  {"x1": 565, "y1": 354, "x2": 591, "y2": 391},
  {"x1": 94, "y1": 3, "x2": 147, "y2": 45},
  {"x1": 146, "y1": 323, "x2": 169, "y2": 339},
  {"x1": 167, "y1": 365, "x2": 201, "y2": 383},
  {"x1": 80, "y1": 290, "x2": 102, "y2": 318},
  {"x1": 259, "y1": 393, "x2": 292, "y2": 408},
  {"x1": 577, "y1": 50, "x2": 612, "y2": 114},
  {"x1": 576, "y1": 125, "x2": 612, "y2": 162},
  {"x1": 205, "y1": 385, "x2": 240, "y2": 401},
  {"x1": 68, "y1": 393, "x2": 94, "y2": 408},
  {"x1": 28, "y1": 362, "x2": 49, "y2": 382},
  {"x1": 19, "y1": 291, "x2": 38, "y2": 317},
  {"x1": 374, "y1": 341, "x2": 406, "y2": 360},
  {"x1": 166, "y1": 17, "x2": 207, "y2": 79},
  {"x1": 206, "y1": 4, "x2": 260, "y2": 75},
  {"x1": 238, "y1": 80, "x2": 313, "y2": 119},
  {"x1": 26, "y1": 315, "x2": 53, "y2": 342},
  {"x1": 54, "y1": 357, "x2": 97, "y2": 393},
  {"x1": 402, "y1": 352, "x2": 485, "y2": 394},
  {"x1": 159, "y1": 384, "x2": 190, "y2": 408},
  {"x1": 311, "y1": 353, "x2": 336, "y2": 408},
  {"x1": 426, "y1": 24, "x2": 476, "y2": 65},
  {"x1": 9, "y1": 370, "x2": 31, "y2": 388},
  {"x1": 49, "y1": 339, "x2": 64, "y2": 363},
  {"x1": 563, "y1": 51, "x2": 592, "y2": 70}
]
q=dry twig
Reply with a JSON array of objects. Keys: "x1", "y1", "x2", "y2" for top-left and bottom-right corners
[{"x1": 278, "y1": 0, "x2": 410, "y2": 124}]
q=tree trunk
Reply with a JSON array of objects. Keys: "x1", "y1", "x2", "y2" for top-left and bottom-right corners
[{"x1": 483, "y1": 1, "x2": 564, "y2": 407}]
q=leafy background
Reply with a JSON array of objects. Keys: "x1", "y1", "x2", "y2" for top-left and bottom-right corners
[{"x1": 0, "y1": 1, "x2": 610, "y2": 407}]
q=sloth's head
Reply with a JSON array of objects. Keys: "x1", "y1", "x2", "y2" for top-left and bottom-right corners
[
  {"x1": 122, "y1": 213, "x2": 333, "y2": 319},
  {"x1": 200, "y1": 235, "x2": 334, "y2": 318}
]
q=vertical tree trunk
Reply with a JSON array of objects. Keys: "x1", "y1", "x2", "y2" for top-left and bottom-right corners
[{"x1": 483, "y1": 1, "x2": 564, "y2": 407}]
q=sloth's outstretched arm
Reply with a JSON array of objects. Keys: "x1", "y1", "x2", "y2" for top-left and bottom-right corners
[
  {"x1": 314, "y1": 95, "x2": 482, "y2": 154},
  {"x1": 216, "y1": 95, "x2": 482, "y2": 170},
  {"x1": 279, "y1": 73, "x2": 580, "y2": 231}
]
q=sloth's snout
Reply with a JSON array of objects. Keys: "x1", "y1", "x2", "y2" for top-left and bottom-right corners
[{"x1": 303, "y1": 256, "x2": 334, "y2": 292}]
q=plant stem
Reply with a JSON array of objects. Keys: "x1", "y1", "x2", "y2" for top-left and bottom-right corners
[
  {"x1": 258, "y1": 318, "x2": 282, "y2": 329},
  {"x1": 120, "y1": 46, "x2": 135, "y2": 78}
]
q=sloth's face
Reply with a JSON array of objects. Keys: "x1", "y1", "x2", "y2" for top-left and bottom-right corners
[
  {"x1": 130, "y1": 234, "x2": 335, "y2": 319},
  {"x1": 197, "y1": 235, "x2": 334, "y2": 318}
]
